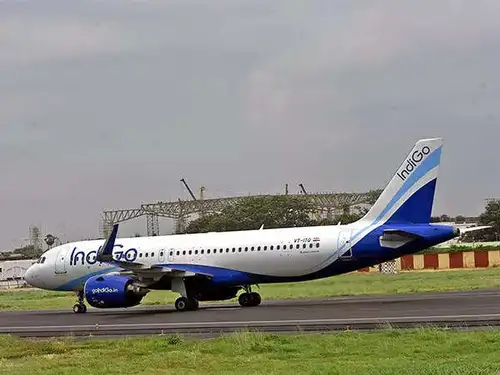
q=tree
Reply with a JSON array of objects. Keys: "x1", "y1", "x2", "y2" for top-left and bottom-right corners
[
  {"x1": 183, "y1": 196, "x2": 319, "y2": 233},
  {"x1": 478, "y1": 200, "x2": 500, "y2": 241},
  {"x1": 182, "y1": 195, "x2": 365, "y2": 234},
  {"x1": 440, "y1": 214, "x2": 451, "y2": 222},
  {"x1": 12, "y1": 245, "x2": 43, "y2": 258}
]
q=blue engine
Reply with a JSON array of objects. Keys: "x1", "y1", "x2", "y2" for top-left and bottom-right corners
[{"x1": 84, "y1": 275, "x2": 147, "y2": 309}]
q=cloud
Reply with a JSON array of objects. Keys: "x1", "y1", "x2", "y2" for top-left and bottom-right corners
[
  {"x1": 0, "y1": 15, "x2": 136, "y2": 66},
  {"x1": 245, "y1": 1, "x2": 500, "y2": 133}
]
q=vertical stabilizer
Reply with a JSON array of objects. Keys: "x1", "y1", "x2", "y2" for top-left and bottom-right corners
[{"x1": 360, "y1": 138, "x2": 443, "y2": 225}]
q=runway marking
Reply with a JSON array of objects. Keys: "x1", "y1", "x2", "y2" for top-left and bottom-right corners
[{"x1": 2, "y1": 313, "x2": 500, "y2": 331}]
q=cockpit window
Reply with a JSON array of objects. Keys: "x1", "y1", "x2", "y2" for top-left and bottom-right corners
[{"x1": 38, "y1": 256, "x2": 46, "y2": 264}]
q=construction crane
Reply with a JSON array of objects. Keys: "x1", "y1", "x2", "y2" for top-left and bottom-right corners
[
  {"x1": 298, "y1": 183, "x2": 321, "y2": 221},
  {"x1": 181, "y1": 178, "x2": 207, "y2": 217},
  {"x1": 180, "y1": 178, "x2": 197, "y2": 201}
]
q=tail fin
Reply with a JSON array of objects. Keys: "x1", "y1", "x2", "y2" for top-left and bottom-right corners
[{"x1": 360, "y1": 138, "x2": 443, "y2": 225}]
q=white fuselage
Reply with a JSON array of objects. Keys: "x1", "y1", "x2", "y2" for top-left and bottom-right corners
[{"x1": 28, "y1": 224, "x2": 356, "y2": 291}]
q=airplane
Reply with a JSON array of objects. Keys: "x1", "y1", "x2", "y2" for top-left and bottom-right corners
[{"x1": 24, "y1": 137, "x2": 488, "y2": 314}]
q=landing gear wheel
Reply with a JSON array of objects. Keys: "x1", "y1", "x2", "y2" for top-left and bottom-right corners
[
  {"x1": 73, "y1": 291, "x2": 87, "y2": 313},
  {"x1": 239, "y1": 292, "x2": 261, "y2": 307},
  {"x1": 249, "y1": 292, "x2": 261, "y2": 306},
  {"x1": 238, "y1": 292, "x2": 251, "y2": 307},
  {"x1": 187, "y1": 298, "x2": 199, "y2": 311},
  {"x1": 175, "y1": 297, "x2": 189, "y2": 311},
  {"x1": 73, "y1": 303, "x2": 87, "y2": 314},
  {"x1": 175, "y1": 297, "x2": 199, "y2": 312}
]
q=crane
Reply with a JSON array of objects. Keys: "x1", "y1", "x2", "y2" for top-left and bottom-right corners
[
  {"x1": 180, "y1": 178, "x2": 197, "y2": 201},
  {"x1": 181, "y1": 178, "x2": 207, "y2": 217}
]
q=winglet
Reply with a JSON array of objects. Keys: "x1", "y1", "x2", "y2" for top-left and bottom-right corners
[{"x1": 96, "y1": 223, "x2": 119, "y2": 262}]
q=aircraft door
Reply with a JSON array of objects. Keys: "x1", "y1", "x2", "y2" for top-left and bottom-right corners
[
  {"x1": 159, "y1": 249, "x2": 165, "y2": 263},
  {"x1": 54, "y1": 246, "x2": 68, "y2": 274},
  {"x1": 338, "y1": 229, "x2": 353, "y2": 259}
]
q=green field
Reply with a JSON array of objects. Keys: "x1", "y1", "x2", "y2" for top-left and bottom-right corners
[
  {"x1": 1, "y1": 268, "x2": 499, "y2": 311},
  {"x1": 1, "y1": 329, "x2": 500, "y2": 374}
]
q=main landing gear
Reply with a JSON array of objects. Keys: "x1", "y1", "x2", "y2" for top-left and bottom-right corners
[
  {"x1": 73, "y1": 291, "x2": 87, "y2": 314},
  {"x1": 174, "y1": 297, "x2": 199, "y2": 312},
  {"x1": 238, "y1": 286, "x2": 261, "y2": 307}
]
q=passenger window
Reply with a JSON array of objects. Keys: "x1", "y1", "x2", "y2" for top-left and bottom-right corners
[
  {"x1": 207, "y1": 249, "x2": 211, "y2": 254},
  {"x1": 283, "y1": 245, "x2": 287, "y2": 250},
  {"x1": 245, "y1": 247, "x2": 248, "y2": 252},
  {"x1": 270, "y1": 246, "x2": 274, "y2": 250},
  {"x1": 303, "y1": 244, "x2": 306, "y2": 249},
  {"x1": 176, "y1": 251, "x2": 180, "y2": 256},
  {"x1": 195, "y1": 250, "x2": 198, "y2": 255},
  {"x1": 316, "y1": 243, "x2": 320, "y2": 248},
  {"x1": 257, "y1": 246, "x2": 261, "y2": 251},
  {"x1": 251, "y1": 247, "x2": 254, "y2": 251},
  {"x1": 226, "y1": 248, "x2": 229, "y2": 253},
  {"x1": 264, "y1": 246, "x2": 267, "y2": 251},
  {"x1": 169, "y1": 251, "x2": 173, "y2": 257},
  {"x1": 160, "y1": 251, "x2": 164, "y2": 257},
  {"x1": 309, "y1": 243, "x2": 313, "y2": 248},
  {"x1": 238, "y1": 248, "x2": 242, "y2": 252},
  {"x1": 232, "y1": 248, "x2": 236, "y2": 253},
  {"x1": 139, "y1": 253, "x2": 143, "y2": 258},
  {"x1": 183, "y1": 251, "x2": 186, "y2": 255},
  {"x1": 152, "y1": 252, "x2": 154, "y2": 257},
  {"x1": 145, "y1": 253, "x2": 148, "y2": 258},
  {"x1": 296, "y1": 244, "x2": 299, "y2": 249},
  {"x1": 277, "y1": 245, "x2": 280, "y2": 250},
  {"x1": 189, "y1": 250, "x2": 192, "y2": 255}
]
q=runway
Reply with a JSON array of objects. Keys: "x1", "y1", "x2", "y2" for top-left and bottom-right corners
[{"x1": 1, "y1": 290, "x2": 500, "y2": 338}]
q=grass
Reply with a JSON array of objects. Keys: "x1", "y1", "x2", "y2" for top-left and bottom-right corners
[
  {"x1": 1, "y1": 268, "x2": 500, "y2": 311},
  {"x1": 1, "y1": 329, "x2": 500, "y2": 374}
]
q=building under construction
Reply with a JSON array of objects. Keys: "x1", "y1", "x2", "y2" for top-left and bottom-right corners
[{"x1": 100, "y1": 180, "x2": 382, "y2": 238}]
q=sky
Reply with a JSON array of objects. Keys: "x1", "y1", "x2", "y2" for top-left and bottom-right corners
[{"x1": 1, "y1": 0, "x2": 500, "y2": 249}]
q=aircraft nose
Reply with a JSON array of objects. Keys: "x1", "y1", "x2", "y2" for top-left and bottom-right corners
[{"x1": 24, "y1": 265, "x2": 40, "y2": 287}]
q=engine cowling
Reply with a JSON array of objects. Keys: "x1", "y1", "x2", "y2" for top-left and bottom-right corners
[{"x1": 84, "y1": 275, "x2": 147, "y2": 308}]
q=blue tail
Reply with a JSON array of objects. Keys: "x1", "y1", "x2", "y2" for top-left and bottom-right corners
[{"x1": 360, "y1": 138, "x2": 443, "y2": 225}]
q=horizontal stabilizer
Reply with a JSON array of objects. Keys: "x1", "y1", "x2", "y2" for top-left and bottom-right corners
[
  {"x1": 458, "y1": 225, "x2": 492, "y2": 235},
  {"x1": 379, "y1": 228, "x2": 425, "y2": 249}
]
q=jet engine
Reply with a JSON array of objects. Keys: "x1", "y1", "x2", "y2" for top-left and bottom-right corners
[{"x1": 83, "y1": 275, "x2": 148, "y2": 309}]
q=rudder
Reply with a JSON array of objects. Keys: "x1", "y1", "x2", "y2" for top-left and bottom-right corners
[{"x1": 360, "y1": 138, "x2": 443, "y2": 225}]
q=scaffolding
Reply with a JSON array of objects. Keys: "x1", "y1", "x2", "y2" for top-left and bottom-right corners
[{"x1": 100, "y1": 190, "x2": 382, "y2": 238}]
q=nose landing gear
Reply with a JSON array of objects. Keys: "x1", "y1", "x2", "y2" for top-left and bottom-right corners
[{"x1": 73, "y1": 291, "x2": 87, "y2": 314}]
